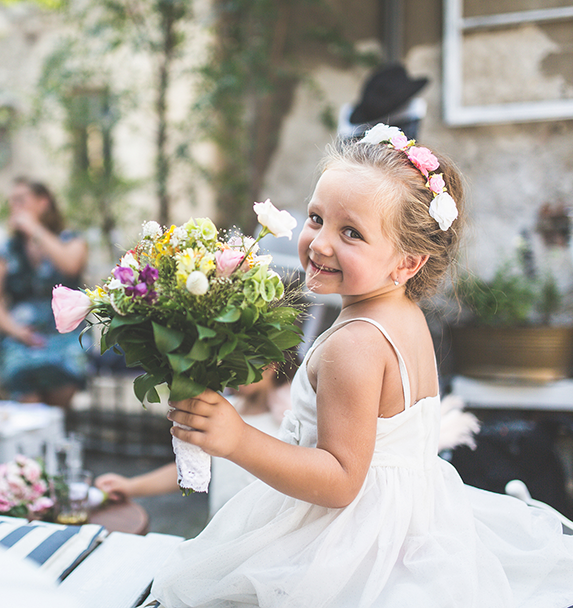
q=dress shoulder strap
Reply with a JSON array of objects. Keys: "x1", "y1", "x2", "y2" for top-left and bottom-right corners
[{"x1": 305, "y1": 317, "x2": 412, "y2": 409}]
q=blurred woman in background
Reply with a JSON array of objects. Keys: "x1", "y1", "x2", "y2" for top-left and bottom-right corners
[{"x1": 0, "y1": 177, "x2": 88, "y2": 408}]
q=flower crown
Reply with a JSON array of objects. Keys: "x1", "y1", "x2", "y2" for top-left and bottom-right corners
[{"x1": 360, "y1": 123, "x2": 458, "y2": 231}]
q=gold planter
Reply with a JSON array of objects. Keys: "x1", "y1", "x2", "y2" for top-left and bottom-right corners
[{"x1": 450, "y1": 326, "x2": 573, "y2": 382}]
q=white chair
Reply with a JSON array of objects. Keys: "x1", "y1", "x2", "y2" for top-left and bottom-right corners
[{"x1": 505, "y1": 479, "x2": 573, "y2": 535}]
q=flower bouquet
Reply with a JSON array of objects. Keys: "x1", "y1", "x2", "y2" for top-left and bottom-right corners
[
  {"x1": 52, "y1": 201, "x2": 304, "y2": 491},
  {"x1": 0, "y1": 455, "x2": 55, "y2": 520}
]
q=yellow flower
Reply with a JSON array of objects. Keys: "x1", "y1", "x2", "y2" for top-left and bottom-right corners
[
  {"x1": 198, "y1": 254, "x2": 216, "y2": 275},
  {"x1": 155, "y1": 225, "x2": 176, "y2": 261},
  {"x1": 175, "y1": 248, "x2": 196, "y2": 286}
]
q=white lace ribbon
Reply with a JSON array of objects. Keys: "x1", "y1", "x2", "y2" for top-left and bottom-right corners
[{"x1": 171, "y1": 420, "x2": 211, "y2": 493}]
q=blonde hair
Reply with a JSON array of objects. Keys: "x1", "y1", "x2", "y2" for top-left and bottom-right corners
[{"x1": 322, "y1": 139, "x2": 464, "y2": 301}]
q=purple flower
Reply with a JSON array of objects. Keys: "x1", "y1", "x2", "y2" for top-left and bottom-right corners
[
  {"x1": 140, "y1": 264, "x2": 159, "y2": 285},
  {"x1": 112, "y1": 266, "x2": 135, "y2": 285},
  {"x1": 144, "y1": 289, "x2": 158, "y2": 304},
  {"x1": 133, "y1": 283, "x2": 149, "y2": 298}
]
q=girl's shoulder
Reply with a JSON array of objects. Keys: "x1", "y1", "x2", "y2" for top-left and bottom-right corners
[{"x1": 307, "y1": 318, "x2": 397, "y2": 388}]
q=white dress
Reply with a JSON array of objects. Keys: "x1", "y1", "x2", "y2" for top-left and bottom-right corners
[{"x1": 152, "y1": 318, "x2": 573, "y2": 608}]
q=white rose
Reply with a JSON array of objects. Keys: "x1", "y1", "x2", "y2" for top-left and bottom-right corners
[
  {"x1": 186, "y1": 271, "x2": 209, "y2": 295},
  {"x1": 108, "y1": 278, "x2": 124, "y2": 291},
  {"x1": 361, "y1": 123, "x2": 403, "y2": 145},
  {"x1": 429, "y1": 192, "x2": 458, "y2": 231},
  {"x1": 253, "y1": 199, "x2": 297, "y2": 240},
  {"x1": 120, "y1": 251, "x2": 139, "y2": 269},
  {"x1": 252, "y1": 254, "x2": 273, "y2": 267},
  {"x1": 142, "y1": 221, "x2": 162, "y2": 239}
]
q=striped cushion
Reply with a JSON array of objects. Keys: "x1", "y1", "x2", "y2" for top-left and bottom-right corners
[{"x1": 0, "y1": 515, "x2": 106, "y2": 582}]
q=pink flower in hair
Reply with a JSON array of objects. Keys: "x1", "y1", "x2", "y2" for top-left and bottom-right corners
[
  {"x1": 390, "y1": 133, "x2": 410, "y2": 150},
  {"x1": 406, "y1": 146, "x2": 439, "y2": 177},
  {"x1": 427, "y1": 173, "x2": 446, "y2": 194}
]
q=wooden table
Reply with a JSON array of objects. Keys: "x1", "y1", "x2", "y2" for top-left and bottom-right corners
[{"x1": 90, "y1": 500, "x2": 149, "y2": 535}]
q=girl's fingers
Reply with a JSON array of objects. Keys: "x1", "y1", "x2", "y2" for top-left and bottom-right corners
[
  {"x1": 168, "y1": 409, "x2": 207, "y2": 430},
  {"x1": 169, "y1": 392, "x2": 218, "y2": 413},
  {"x1": 171, "y1": 425, "x2": 205, "y2": 447}
]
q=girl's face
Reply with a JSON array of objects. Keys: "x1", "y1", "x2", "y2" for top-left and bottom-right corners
[{"x1": 298, "y1": 166, "x2": 402, "y2": 305}]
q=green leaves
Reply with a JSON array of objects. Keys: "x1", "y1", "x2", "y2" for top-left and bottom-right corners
[
  {"x1": 93, "y1": 287, "x2": 304, "y2": 405},
  {"x1": 153, "y1": 322, "x2": 184, "y2": 354},
  {"x1": 214, "y1": 306, "x2": 241, "y2": 323},
  {"x1": 170, "y1": 374, "x2": 206, "y2": 401}
]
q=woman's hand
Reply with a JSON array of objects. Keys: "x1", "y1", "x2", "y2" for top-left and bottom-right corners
[
  {"x1": 168, "y1": 389, "x2": 247, "y2": 459},
  {"x1": 11, "y1": 324, "x2": 45, "y2": 347},
  {"x1": 8, "y1": 209, "x2": 41, "y2": 237}
]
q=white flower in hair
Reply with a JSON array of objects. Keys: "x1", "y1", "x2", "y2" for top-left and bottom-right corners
[
  {"x1": 429, "y1": 192, "x2": 458, "y2": 231},
  {"x1": 361, "y1": 123, "x2": 403, "y2": 145}
]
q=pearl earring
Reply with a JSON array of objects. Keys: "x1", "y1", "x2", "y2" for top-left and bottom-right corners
[{"x1": 394, "y1": 279, "x2": 399, "y2": 286}]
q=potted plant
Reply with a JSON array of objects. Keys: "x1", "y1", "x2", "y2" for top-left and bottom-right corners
[{"x1": 450, "y1": 253, "x2": 573, "y2": 382}]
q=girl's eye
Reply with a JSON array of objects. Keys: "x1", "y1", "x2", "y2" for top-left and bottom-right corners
[
  {"x1": 309, "y1": 213, "x2": 323, "y2": 225},
  {"x1": 343, "y1": 228, "x2": 362, "y2": 240}
]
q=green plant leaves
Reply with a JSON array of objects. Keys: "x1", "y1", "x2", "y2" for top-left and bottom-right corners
[
  {"x1": 90, "y1": 280, "x2": 305, "y2": 406},
  {"x1": 153, "y1": 321, "x2": 184, "y2": 353},
  {"x1": 214, "y1": 306, "x2": 241, "y2": 323},
  {"x1": 170, "y1": 373, "x2": 206, "y2": 401},
  {"x1": 134, "y1": 372, "x2": 167, "y2": 403}
]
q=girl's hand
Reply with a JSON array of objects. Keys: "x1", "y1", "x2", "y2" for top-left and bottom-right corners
[{"x1": 168, "y1": 389, "x2": 247, "y2": 459}]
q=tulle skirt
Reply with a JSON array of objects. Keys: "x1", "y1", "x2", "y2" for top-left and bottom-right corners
[{"x1": 152, "y1": 458, "x2": 573, "y2": 608}]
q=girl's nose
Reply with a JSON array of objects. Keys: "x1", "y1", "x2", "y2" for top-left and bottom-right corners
[{"x1": 310, "y1": 229, "x2": 333, "y2": 257}]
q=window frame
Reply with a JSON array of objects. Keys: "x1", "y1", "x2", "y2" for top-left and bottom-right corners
[{"x1": 443, "y1": 0, "x2": 573, "y2": 125}]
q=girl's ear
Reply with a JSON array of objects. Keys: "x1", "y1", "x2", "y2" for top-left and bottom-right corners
[{"x1": 395, "y1": 254, "x2": 429, "y2": 284}]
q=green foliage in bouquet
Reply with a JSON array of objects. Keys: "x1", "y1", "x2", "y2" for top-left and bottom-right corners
[{"x1": 59, "y1": 203, "x2": 304, "y2": 403}]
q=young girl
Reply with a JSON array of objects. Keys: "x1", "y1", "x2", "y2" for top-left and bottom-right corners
[{"x1": 151, "y1": 125, "x2": 573, "y2": 607}]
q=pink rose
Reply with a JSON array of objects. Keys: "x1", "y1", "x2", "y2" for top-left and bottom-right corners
[
  {"x1": 390, "y1": 133, "x2": 410, "y2": 150},
  {"x1": 406, "y1": 146, "x2": 439, "y2": 177},
  {"x1": 427, "y1": 173, "x2": 445, "y2": 194},
  {"x1": 52, "y1": 285, "x2": 92, "y2": 333},
  {"x1": 31, "y1": 480, "x2": 47, "y2": 496},
  {"x1": 29, "y1": 496, "x2": 54, "y2": 513},
  {"x1": 21, "y1": 458, "x2": 42, "y2": 483},
  {"x1": 0, "y1": 497, "x2": 13, "y2": 512},
  {"x1": 215, "y1": 249, "x2": 245, "y2": 278}
]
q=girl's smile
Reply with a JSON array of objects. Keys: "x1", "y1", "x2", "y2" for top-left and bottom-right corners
[{"x1": 308, "y1": 258, "x2": 340, "y2": 274}]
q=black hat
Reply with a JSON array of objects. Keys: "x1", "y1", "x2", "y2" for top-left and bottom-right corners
[{"x1": 349, "y1": 64, "x2": 429, "y2": 125}]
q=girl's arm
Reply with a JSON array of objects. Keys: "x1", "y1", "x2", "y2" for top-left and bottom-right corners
[{"x1": 170, "y1": 322, "x2": 388, "y2": 508}]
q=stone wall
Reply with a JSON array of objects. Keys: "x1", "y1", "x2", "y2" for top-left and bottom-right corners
[{"x1": 262, "y1": 1, "x2": 573, "y2": 294}]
